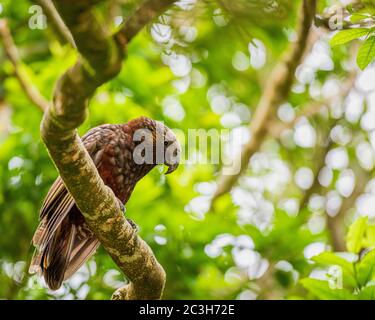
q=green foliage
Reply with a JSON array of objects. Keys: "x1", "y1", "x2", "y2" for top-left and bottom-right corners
[
  {"x1": 347, "y1": 216, "x2": 368, "y2": 253},
  {"x1": 357, "y1": 36, "x2": 375, "y2": 70},
  {"x1": 301, "y1": 217, "x2": 375, "y2": 300},
  {"x1": 0, "y1": 0, "x2": 375, "y2": 300},
  {"x1": 300, "y1": 278, "x2": 356, "y2": 300},
  {"x1": 328, "y1": 1, "x2": 375, "y2": 69},
  {"x1": 330, "y1": 28, "x2": 372, "y2": 47}
]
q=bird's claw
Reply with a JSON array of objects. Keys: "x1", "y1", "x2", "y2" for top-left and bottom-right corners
[
  {"x1": 126, "y1": 218, "x2": 139, "y2": 232},
  {"x1": 116, "y1": 198, "x2": 126, "y2": 213},
  {"x1": 116, "y1": 198, "x2": 137, "y2": 231}
]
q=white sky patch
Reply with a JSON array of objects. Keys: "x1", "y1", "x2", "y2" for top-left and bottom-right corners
[
  {"x1": 237, "y1": 290, "x2": 257, "y2": 300},
  {"x1": 235, "y1": 235, "x2": 255, "y2": 249},
  {"x1": 8, "y1": 156, "x2": 24, "y2": 170},
  {"x1": 204, "y1": 243, "x2": 222, "y2": 258},
  {"x1": 114, "y1": 92, "x2": 126, "y2": 104},
  {"x1": 114, "y1": 16, "x2": 123, "y2": 27},
  {"x1": 330, "y1": 124, "x2": 352, "y2": 146},
  {"x1": 185, "y1": 195, "x2": 210, "y2": 220},
  {"x1": 279, "y1": 198, "x2": 299, "y2": 217},
  {"x1": 232, "y1": 51, "x2": 250, "y2": 71},
  {"x1": 179, "y1": 25, "x2": 197, "y2": 42},
  {"x1": 308, "y1": 213, "x2": 326, "y2": 234},
  {"x1": 292, "y1": 83, "x2": 306, "y2": 94},
  {"x1": 248, "y1": 39, "x2": 266, "y2": 69},
  {"x1": 278, "y1": 103, "x2": 296, "y2": 123},
  {"x1": 326, "y1": 191, "x2": 342, "y2": 217},
  {"x1": 303, "y1": 242, "x2": 328, "y2": 260},
  {"x1": 191, "y1": 68, "x2": 207, "y2": 88},
  {"x1": 336, "y1": 169, "x2": 355, "y2": 198},
  {"x1": 325, "y1": 147, "x2": 349, "y2": 170},
  {"x1": 367, "y1": 91, "x2": 375, "y2": 110},
  {"x1": 356, "y1": 65, "x2": 375, "y2": 92},
  {"x1": 232, "y1": 247, "x2": 258, "y2": 268},
  {"x1": 175, "y1": 0, "x2": 196, "y2": 10},
  {"x1": 220, "y1": 112, "x2": 242, "y2": 128},
  {"x1": 309, "y1": 194, "x2": 326, "y2": 211},
  {"x1": 162, "y1": 96, "x2": 186, "y2": 121},
  {"x1": 151, "y1": 23, "x2": 172, "y2": 43},
  {"x1": 294, "y1": 120, "x2": 317, "y2": 148},
  {"x1": 304, "y1": 40, "x2": 334, "y2": 71},
  {"x1": 366, "y1": 179, "x2": 375, "y2": 194},
  {"x1": 356, "y1": 194, "x2": 375, "y2": 218},
  {"x1": 164, "y1": 53, "x2": 192, "y2": 77},
  {"x1": 233, "y1": 103, "x2": 251, "y2": 122},
  {"x1": 213, "y1": 8, "x2": 228, "y2": 26},
  {"x1": 360, "y1": 111, "x2": 375, "y2": 131},
  {"x1": 295, "y1": 167, "x2": 314, "y2": 190},
  {"x1": 296, "y1": 65, "x2": 315, "y2": 84},
  {"x1": 309, "y1": 80, "x2": 322, "y2": 99},
  {"x1": 321, "y1": 78, "x2": 341, "y2": 99},
  {"x1": 194, "y1": 181, "x2": 217, "y2": 196},
  {"x1": 76, "y1": 284, "x2": 90, "y2": 300},
  {"x1": 318, "y1": 166, "x2": 333, "y2": 187},
  {"x1": 345, "y1": 90, "x2": 364, "y2": 123},
  {"x1": 154, "y1": 235, "x2": 167, "y2": 245},
  {"x1": 370, "y1": 131, "x2": 375, "y2": 154},
  {"x1": 248, "y1": 257, "x2": 269, "y2": 280},
  {"x1": 356, "y1": 141, "x2": 375, "y2": 171},
  {"x1": 223, "y1": 126, "x2": 251, "y2": 161},
  {"x1": 210, "y1": 94, "x2": 231, "y2": 114},
  {"x1": 172, "y1": 76, "x2": 191, "y2": 93},
  {"x1": 103, "y1": 270, "x2": 124, "y2": 289}
]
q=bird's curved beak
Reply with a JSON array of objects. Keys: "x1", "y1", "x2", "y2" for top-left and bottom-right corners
[
  {"x1": 166, "y1": 162, "x2": 179, "y2": 174},
  {"x1": 164, "y1": 138, "x2": 180, "y2": 175}
]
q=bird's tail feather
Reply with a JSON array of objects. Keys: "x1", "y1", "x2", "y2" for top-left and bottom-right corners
[{"x1": 29, "y1": 215, "x2": 100, "y2": 290}]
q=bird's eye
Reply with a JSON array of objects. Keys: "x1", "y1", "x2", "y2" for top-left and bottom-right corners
[{"x1": 164, "y1": 141, "x2": 169, "y2": 147}]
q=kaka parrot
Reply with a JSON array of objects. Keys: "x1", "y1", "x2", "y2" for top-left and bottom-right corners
[{"x1": 29, "y1": 116, "x2": 180, "y2": 290}]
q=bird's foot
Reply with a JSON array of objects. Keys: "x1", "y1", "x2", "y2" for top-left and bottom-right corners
[
  {"x1": 116, "y1": 198, "x2": 138, "y2": 231},
  {"x1": 116, "y1": 198, "x2": 126, "y2": 213},
  {"x1": 126, "y1": 218, "x2": 139, "y2": 232}
]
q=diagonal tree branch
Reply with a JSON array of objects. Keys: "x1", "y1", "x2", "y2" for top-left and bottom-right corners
[
  {"x1": 0, "y1": 19, "x2": 49, "y2": 112},
  {"x1": 40, "y1": 0, "x2": 175, "y2": 300},
  {"x1": 326, "y1": 160, "x2": 369, "y2": 252},
  {"x1": 116, "y1": 0, "x2": 175, "y2": 44},
  {"x1": 297, "y1": 69, "x2": 358, "y2": 251},
  {"x1": 33, "y1": 0, "x2": 76, "y2": 47},
  {"x1": 211, "y1": 0, "x2": 317, "y2": 206}
]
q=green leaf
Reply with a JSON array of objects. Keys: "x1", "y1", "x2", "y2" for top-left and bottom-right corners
[
  {"x1": 312, "y1": 252, "x2": 354, "y2": 273},
  {"x1": 347, "y1": 216, "x2": 368, "y2": 253},
  {"x1": 330, "y1": 28, "x2": 370, "y2": 47},
  {"x1": 358, "y1": 285, "x2": 375, "y2": 300},
  {"x1": 359, "y1": 3, "x2": 375, "y2": 16},
  {"x1": 350, "y1": 14, "x2": 370, "y2": 23},
  {"x1": 312, "y1": 252, "x2": 356, "y2": 287},
  {"x1": 357, "y1": 250, "x2": 375, "y2": 287},
  {"x1": 357, "y1": 36, "x2": 375, "y2": 70},
  {"x1": 365, "y1": 225, "x2": 375, "y2": 247},
  {"x1": 300, "y1": 278, "x2": 357, "y2": 300}
]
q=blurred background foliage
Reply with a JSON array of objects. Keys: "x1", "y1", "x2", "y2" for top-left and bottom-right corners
[{"x1": 1, "y1": 0, "x2": 375, "y2": 300}]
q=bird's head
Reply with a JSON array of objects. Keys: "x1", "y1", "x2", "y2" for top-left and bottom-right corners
[
  {"x1": 155, "y1": 120, "x2": 181, "y2": 174},
  {"x1": 127, "y1": 116, "x2": 181, "y2": 174}
]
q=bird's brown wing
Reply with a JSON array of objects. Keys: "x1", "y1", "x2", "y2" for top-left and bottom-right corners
[
  {"x1": 29, "y1": 126, "x2": 116, "y2": 289},
  {"x1": 32, "y1": 177, "x2": 75, "y2": 251}
]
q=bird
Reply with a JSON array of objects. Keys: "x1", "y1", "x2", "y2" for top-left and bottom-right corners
[{"x1": 29, "y1": 116, "x2": 180, "y2": 290}]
